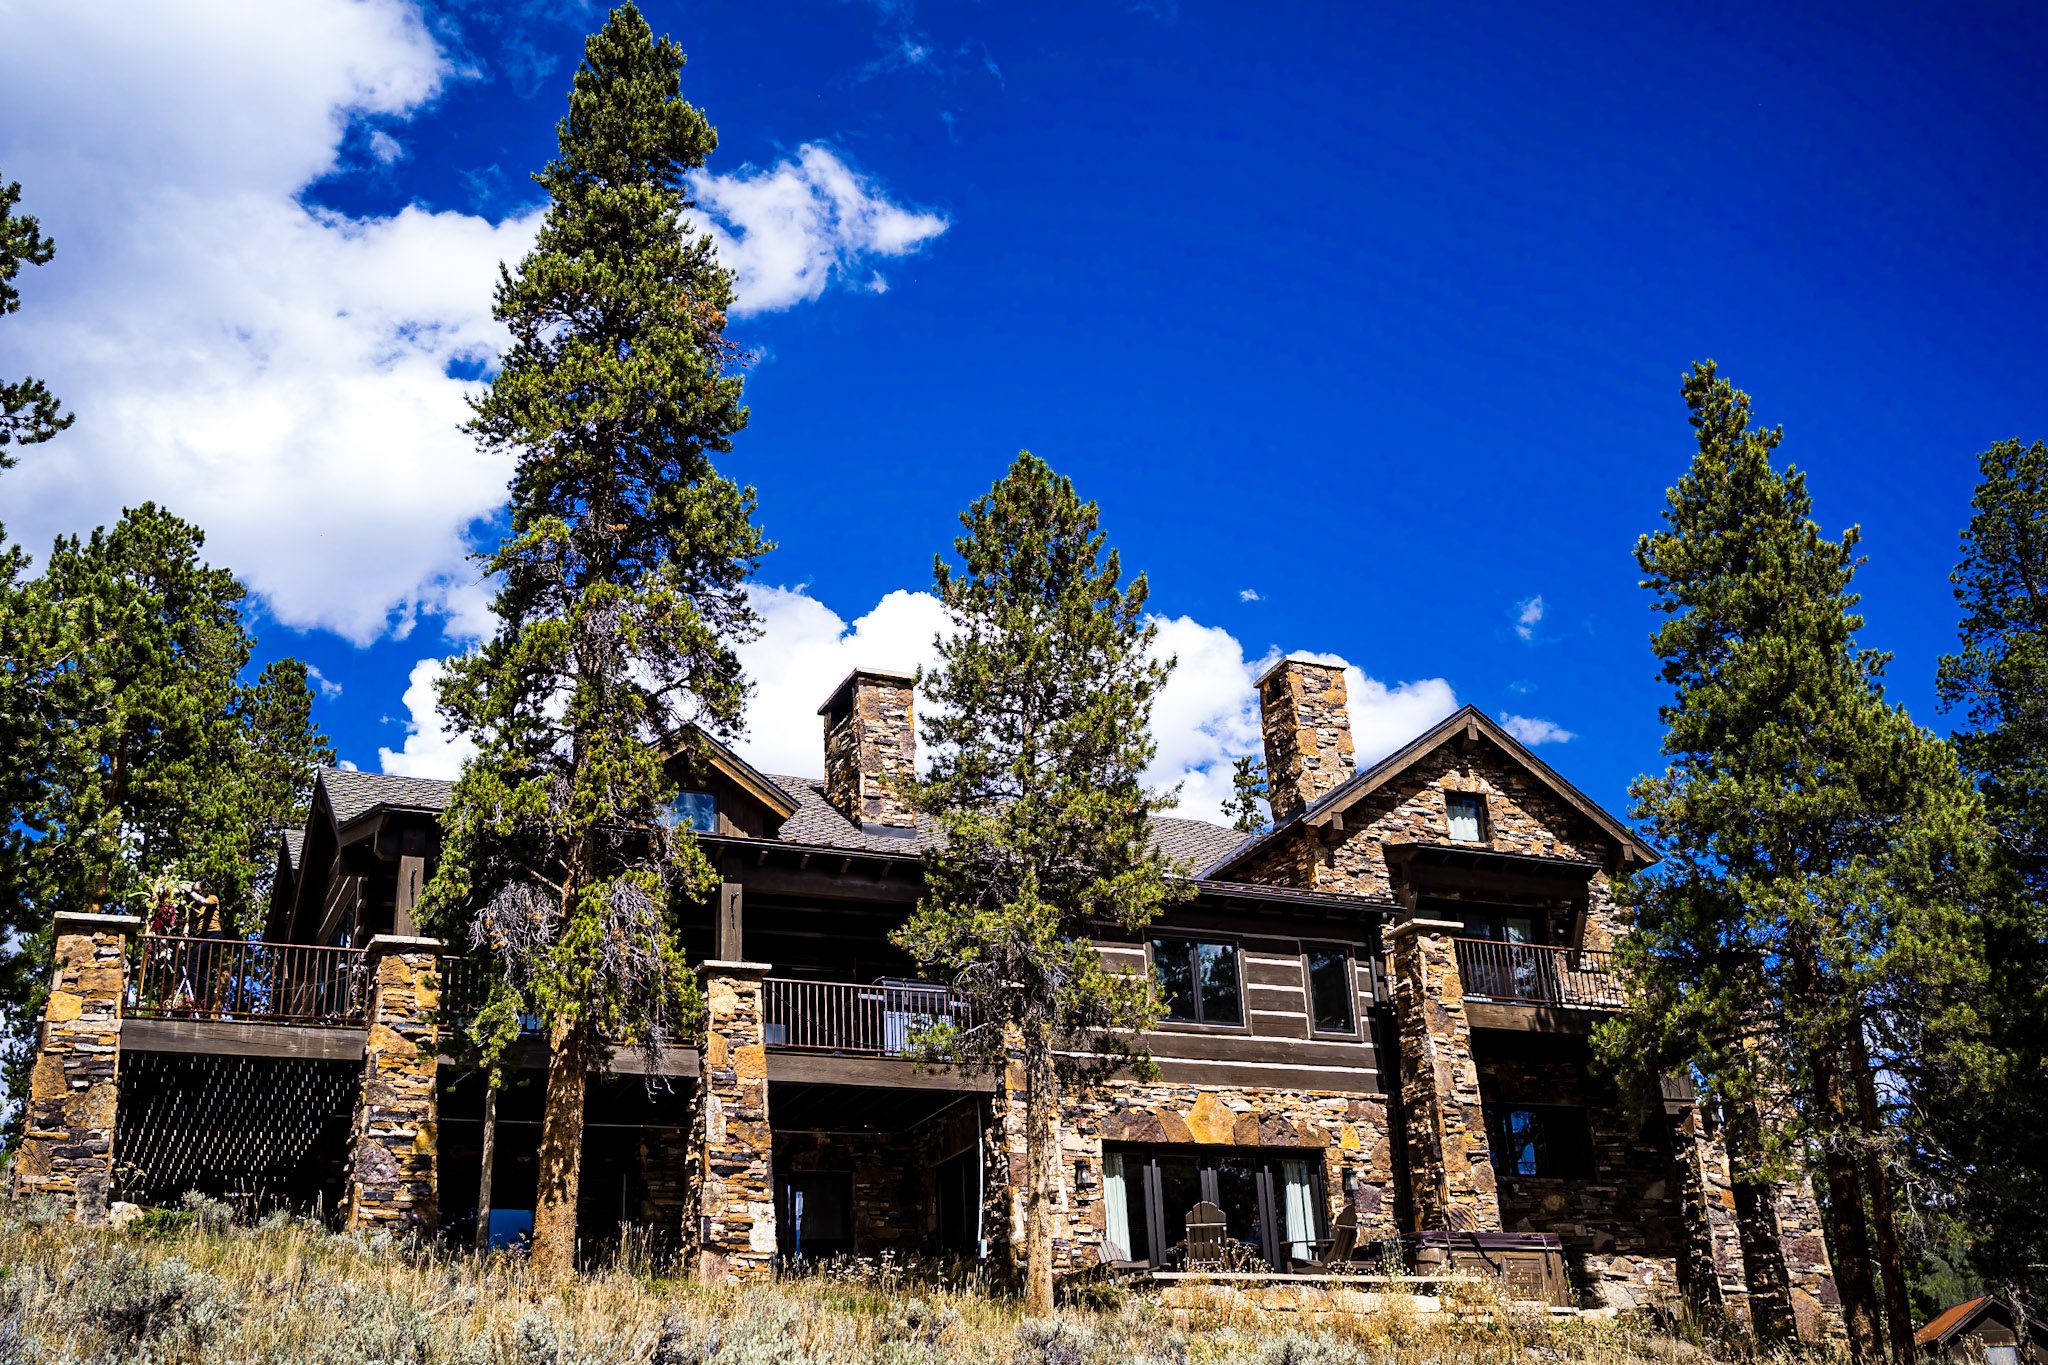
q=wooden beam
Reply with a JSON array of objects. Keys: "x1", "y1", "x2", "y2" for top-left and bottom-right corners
[
  {"x1": 123, "y1": 1018, "x2": 367, "y2": 1062},
  {"x1": 766, "y1": 1053, "x2": 989, "y2": 1091}
]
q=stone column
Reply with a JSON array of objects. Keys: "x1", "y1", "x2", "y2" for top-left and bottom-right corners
[
  {"x1": 1774, "y1": 1177, "x2": 1845, "y2": 1342},
  {"x1": 1671, "y1": 1103, "x2": 1752, "y2": 1328},
  {"x1": 343, "y1": 935, "x2": 441, "y2": 1233},
  {"x1": 688, "y1": 961, "x2": 776, "y2": 1282},
  {"x1": 12, "y1": 912, "x2": 139, "y2": 1220},
  {"x1": 1386, "y1": 917, "x2": 1499, "y2": 1232}
]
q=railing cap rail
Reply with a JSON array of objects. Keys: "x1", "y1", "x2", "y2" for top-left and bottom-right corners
[{"x1": 56, "y1": 911, "x2": 143, "y2": 935}]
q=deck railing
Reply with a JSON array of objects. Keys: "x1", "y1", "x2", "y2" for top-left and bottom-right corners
[
  {"x1": 1453, "y1": 938, "x2": 1625, "y2": 1010},
  {"x1": 762, "y1": 977, "x2": 978, "y2": 1058},
  {"x1": 130, "y1": 935, "x2": 370, "y2": 1027}
]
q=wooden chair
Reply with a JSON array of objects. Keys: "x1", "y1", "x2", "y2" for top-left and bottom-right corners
[
  {"x1": 1183, "y1": 1200, "x2": 1228, "y2": 1270},
  {"x1": 1295, "y1": 1207, "x2": 1358, "y2": 1271}
]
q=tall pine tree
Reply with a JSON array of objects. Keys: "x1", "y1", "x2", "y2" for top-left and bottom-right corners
[
  {"x1": 418, "y1": 3, "x2": 766, "y2": 1280},
  {"x1": 2, "y1": 506, "x2": 331, "y2": 1130},
  {"x1": 1919, "y1": 438, "x2": 2048, "y2": 1301},
  {"x1": 893, "y1": 452, "x2": 1185, "y2": 1316},
  {"x1": 0, "y1": 170, "x2": 70, "y2": 460},
  {"x1": 1598, "y1": 364, "x2": 1986, "y2": 1362}
]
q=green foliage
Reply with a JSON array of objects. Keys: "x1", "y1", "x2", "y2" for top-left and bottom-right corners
[
  {"x1": 1919, "y1": 438, "x2": 2048, "y2": 1298},
  {"x1": 420, "y1": 3, "x2": 766, "y2": 1073},
  {"x1": 0, "y1": 171, "x2": 70, "y2": 460},
  {"x1": 894, "y1": 452, "x2": 1186, "y2": 1079},
  {"x1": 0, "y1": 505, "x2": 330, "y2": 1125},
  {"x1": 1596, "y1": 363, "x2": 1987, "y2": 1176},
  {"x1": 1220, "y1": 755, "x2": 1268, "y2": 834}
]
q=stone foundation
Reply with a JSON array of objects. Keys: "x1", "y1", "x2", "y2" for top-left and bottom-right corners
[
  {"x1": 11, "y1": 913, "x2": 139, "y2": 1220},
  {"x1": 343, "y1": 936, "x2": 441, "y2": 1232},
  {"x1": 687, "y1": 962, "x2": 775, "y2": 1282}
]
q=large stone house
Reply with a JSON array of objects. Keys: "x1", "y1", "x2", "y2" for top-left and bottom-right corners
[{"x1": 14, "y1": 659, "x2": 1839, "y2": 1332}]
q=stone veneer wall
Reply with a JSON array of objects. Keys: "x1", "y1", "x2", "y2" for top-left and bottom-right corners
[
  {"x1": 687, "y1": 963, "x2": 776, "y2": 1282},
  {"x1": 1387, "y1": 920, "x2": 1498, "y2": 1233},
  {"x1": 1037, "y1": 1081, "x2": 1398, "y2": 1271},
  {"x1": 343, "y1": 936, "x2": 440, "y2": 1232},
  {"x1": 1475, "y1": 1033, "x2": 1689, "y2": 1311},
  {"x1": 1672, "y1": 1106, "x2": 1752, "y2": 1328},
  {"x1": 12, "y1": 913, "x2": 138, "y2": 1219},
  {"x1": 1772, "y1": 1178, "x2": 1844, "y2": 1341},
  {"x1": 821, "y1": 671, "x2": 916, "y2": 829},
  {"x1": 1258, "y1": 659, "x2": 1357, "y2": 822}
]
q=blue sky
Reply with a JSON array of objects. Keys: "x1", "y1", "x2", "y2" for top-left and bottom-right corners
[{"x1": 1, "y1": 1, "x2": 2042, "y2": 825}]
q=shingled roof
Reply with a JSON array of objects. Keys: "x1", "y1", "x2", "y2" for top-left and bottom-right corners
[{"x1": 309, "y1": 766, "x2": 1244, "y2": 873}]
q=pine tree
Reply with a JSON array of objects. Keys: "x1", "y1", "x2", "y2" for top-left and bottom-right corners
[
  {"x1": 1596, "y1": 364, "x2": 1988, "y2": 1362},
  {"x1": 417, "y1": 3, "x2": 766, "y2": 1281},
  {"x1": 1919, "y1": 438, "x2": 2048, "y2": 1301},
  {"x1": 1, "y1": 506, "x2": 331, "y2": 1128},
  {"x1": 0, "y1": 172, "x2": 71, "y2": 460},
  {"x1": 1220, "y1": 754, "x2": 1269, "y2": 834},
  {"x1": 893, "y1": 452, "x2": 1186, "y2": 1315}
]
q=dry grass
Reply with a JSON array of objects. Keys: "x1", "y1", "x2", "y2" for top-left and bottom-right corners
[{"x1": 0, "y1": 1197, "x2": 1806, "y2": 1364}]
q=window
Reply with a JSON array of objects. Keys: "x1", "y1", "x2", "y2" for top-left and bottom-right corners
[
  {"x1": 1151, "y1": 937, "x2": 1242, "y2": 1026},
  {"x1": 1104, "y1": 1144, "x2": 1324, "y2": 1269},
  {"x1": 662, "y1": 790, "x2": 718, "y2": 833},
  {"x1": 1446, "y1": 792, "x2": 1487, "y2": 843},
  {"x1": 1489, "y1": 1105, "x2": 1594, "y2": 1179},
  {"x1": 776, "y1": 1172, "x2": 852, "y2": 1259},
  {"x1": 1305, "y1": 947, "x2": 1354, "y2": 1033}
]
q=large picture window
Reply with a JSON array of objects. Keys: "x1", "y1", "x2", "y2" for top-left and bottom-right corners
[
  {"x1": 1150, "y1": 937, "x2": 1242, "y2": 1026},
  {"x1": 1103, "y1": 1144, "x2": 1324, "y2": 1269}
]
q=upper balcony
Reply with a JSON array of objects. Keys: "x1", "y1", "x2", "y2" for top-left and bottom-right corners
[{"x1": 1453, "y1": 937, "x2": 1624, "y2": 1032}]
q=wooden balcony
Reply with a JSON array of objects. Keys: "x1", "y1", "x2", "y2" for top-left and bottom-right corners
[
  {"x1": 762, "y1": 977, "x2": 979, "y2": 1059},
  {"x1": 130, "y1": 935, "x2": 369, "y2": 1028},
  {"x1": 1454, "y1": 938, "x2": 1625, "y2": 1018}
]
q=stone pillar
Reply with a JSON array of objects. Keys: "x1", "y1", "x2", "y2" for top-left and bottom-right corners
[
  {"x1": 1256, "y1": 658, "x2": 1357, "y2": 823},
  {"x1": 343, "y1": 935, "x2": 441, "y2": 1233},
  {"x1": 1774, "y1": 1176, "x2": 1845, "y2": 1342},
  {"x1": 1386, "y1": 918, "x2": 1498, "y2": 1232},
  {"x1": 1671, "y1": 1103, "x2": 1752, "y2": 1328},
  {"x1": 688, "y1": 961, "x2": 776, "y2": 1282},
  {"x1": 11, "y1": 913, "x2": 139, "y2": 1220}
]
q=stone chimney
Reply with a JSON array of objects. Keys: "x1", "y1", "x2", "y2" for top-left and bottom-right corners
[
  {"x1": 819, "y1": 668, "x2": 917, "y2": 831},
  {"x1": 1257, "y1": 657, "x2": 1357, "y2": 823}
]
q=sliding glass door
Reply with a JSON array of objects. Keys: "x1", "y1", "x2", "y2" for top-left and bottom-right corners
[{"x1": 1102, "y1": 1145, "x2": 1325, "y2": 1270}]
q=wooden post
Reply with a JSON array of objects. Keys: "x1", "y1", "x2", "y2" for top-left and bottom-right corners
[
  {"x1": 474, "y1": 1084, "x2": 498, "y2": 1256},
  {"x1": 716, "y1": 883, "x2": 743, "y2": 962}
]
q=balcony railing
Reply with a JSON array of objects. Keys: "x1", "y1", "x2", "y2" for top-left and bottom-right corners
[
  {"x1": 762, "y1": 977, "x2": 979, "y2": 1058},
  {"x1": 130, "y1": 935, "x2": 370, "y2": 1027},
  {"x1": 1454, "y1": 938, "x2": 1625, "y2": 1011}
]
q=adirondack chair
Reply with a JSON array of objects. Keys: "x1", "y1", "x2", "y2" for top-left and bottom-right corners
[
  {"x1": 1296, "y1": 1206, "x2": 1358, "y2": 1271},
  {"x1": 1182, "y1": 1200, "x2": 1229, "y2": 1270}
]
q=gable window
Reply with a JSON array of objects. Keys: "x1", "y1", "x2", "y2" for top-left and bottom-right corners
[
  {"x1": 1490, "y1": 1104, "x2": 1594, "y2": 1179},
  {"x1": 1305, "y1": 946, "x2": 1354, "y2": 1033},
  {"x1": 662, "y1": 790, "x2": 718, "y2": 833},
  {"x1": 1446, "y1": 792, "x2": 1488, "y2": 843},
  {"x1": 1151, "y1": 937, "x2": 1242, "y2": 1026}
]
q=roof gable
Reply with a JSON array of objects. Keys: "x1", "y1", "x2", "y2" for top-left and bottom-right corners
[{"x1": 1203, "y1": 705, "x2": 1657, "y2": 878}]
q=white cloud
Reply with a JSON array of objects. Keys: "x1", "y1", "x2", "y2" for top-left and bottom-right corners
[
  {"x1": 1501, "y1": 713, "x2": 1576, "y2": 746},
  {"x1": 367, "y1": 128, "x2": 405, "y2": 164},
  {"x1": 1515, "y1": 594, "x2": 1546, "y2": 642},
  {"x1": 0, "y1": 5, "x2": 944, "y2": 644},
  {"x1": 1238, "y1": 588, "x2": 1262, "y2": 602},
  {"x1": 379, "y1": 579, "x2": 1470, "y2": 824},
  {"x1": 377, "y1": 656, "x2": 477, "y2": 778},
  {"x1": 306, "y1": 665, "x2": 344, "y2": 699},
  {"x1": 689, "y1": 144, "x2": 948, "y2": 315}
]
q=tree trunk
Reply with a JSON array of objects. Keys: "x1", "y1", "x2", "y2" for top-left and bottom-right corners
[
  {"x1": 1723, "y1": 1098, "x2": 1797, "y2": 1343},
  {"x1": 531, "y1": 1019, "x2": 588, "y2": 1280},
  {"x1": 1850, "y1": 1030, "x2": 1916, "y2": 1364},
  {"x1": 1022, "y1": 1024, "x2": 1057, "y2": 1317},
  {"x1": 1814, "y1": 1041, "x2": 1884, "y2": 1365},
  {"x1": 474, "y1": 1083, "x2": 498, "y2": 1258}
]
